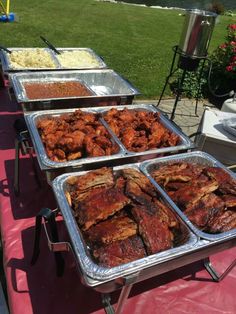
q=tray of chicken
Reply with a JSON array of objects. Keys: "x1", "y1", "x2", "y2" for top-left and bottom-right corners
[
  {"x1": 9, "y1": 69, "x2": 140, "y2": 111},
  {"x1": 24, "y1": 105, "x2": 193, "y2": 182},
  {"x1": 100, "y1": 105, "x2": 193, "y2": 156},
  {"x1": 52, "y1": 164, "x2": 197, "y2": 282},
  {"x1": 141, "y1": 151, "x2": 236, "y2": 241}
]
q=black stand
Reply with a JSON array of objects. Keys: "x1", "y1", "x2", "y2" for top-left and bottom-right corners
[
  {"x1": 157, "y1": 46, "x2": 208, "y2": 120},
  {"x1": 13, "y1": 118, "x2": 41, "y2": 195}
]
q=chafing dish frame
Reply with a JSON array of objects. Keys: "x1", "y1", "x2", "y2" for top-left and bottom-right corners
[
  {"x1": 24, "y1": 105, "x2": 194, "y2": 184},
  {"x1": 46, "y1": 162, "x2": 236, "y2": 313},
  {"x1": 8, "y1": 69, "x2": 140, "y2": 111}
]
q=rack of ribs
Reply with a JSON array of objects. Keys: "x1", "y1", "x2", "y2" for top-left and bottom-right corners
[
  {"x1": 93, "y1": 235, "x2": 147, "y2": 268},
  {"x1": 151, "y1": 162, "x2": 236, "y2": 234},
  {"x1": 67, "y1": 167, "x2": 181, "y2": 267}
]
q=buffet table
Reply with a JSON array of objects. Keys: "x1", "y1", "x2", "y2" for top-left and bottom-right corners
[{"x1": 1, "y1": 88, "x2": 236, "y2": 314}]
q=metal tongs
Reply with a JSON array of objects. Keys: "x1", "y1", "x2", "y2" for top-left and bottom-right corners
[
  {"x1": 40, "y1": 36, "x2": 61, "y2": 55},
  {"x1": 0, "y1": 45, "x2": 11, "y2": 54}
]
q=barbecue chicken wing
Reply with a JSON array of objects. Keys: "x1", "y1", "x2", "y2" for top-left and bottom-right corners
[
  {"x1": 37, "y1": 110, "x2": 118, "y2": 161},
  {"x1": 104, "y1": 108, "x2": 179, "y2": 152}
]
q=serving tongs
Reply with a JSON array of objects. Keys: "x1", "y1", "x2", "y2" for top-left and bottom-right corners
[
  {"x1": 0, "y1": 45, "x2": 11, "y2": 54},
  {"x1": 40, "y1": 36, "x2": 61, "y2": 55}
]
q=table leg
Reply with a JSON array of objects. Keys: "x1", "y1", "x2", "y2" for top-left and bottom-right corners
[
  {"x1": 102, "y1": 283, "x2": 133, "y2": 314},
  {"x1": 115, "y1": 283, "x2": 133, "y2": 314},
  {"x1": 204, "y1": 257, "x2": 236, "y2": 282},
  {"x1": 13, "y1": 138, "x2": 20, "y2": 196}
]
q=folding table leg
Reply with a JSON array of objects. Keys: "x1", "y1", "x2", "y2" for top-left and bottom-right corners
[
  {"x1": 102, "y1": 283, "x2": 133, "y2": 314},
  {"x1": 14, "y1": 138, "x2": 20, "y2": 196},
  {"x1": 204, "y1": 257, "x2": 236, "y2": 282},
  {"x1": 28, "y1": 149, "x2": 42, "y2": 188},
  {"x1": 115, "y1": 283, "x2": 133, "y2": 314},
  {"x1": 102, "y1": 294, "x2": 115, "y2": 314}
]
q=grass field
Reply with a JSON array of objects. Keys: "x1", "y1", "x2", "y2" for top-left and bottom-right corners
[{"x1": 0, "y1": 0, "x2": 235, "y2": 98}]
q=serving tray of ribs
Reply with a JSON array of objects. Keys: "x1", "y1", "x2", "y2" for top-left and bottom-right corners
[
  {"x1": 141, "y1": 151, "x2": 236, "y2": 241},
  {"x1": 52, "y1": 164, "x2": 197, "y2": 281}
]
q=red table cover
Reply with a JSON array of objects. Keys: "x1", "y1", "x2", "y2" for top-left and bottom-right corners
[{"x1": 0, "y1": 89, "x2": 236, "y2": 314}]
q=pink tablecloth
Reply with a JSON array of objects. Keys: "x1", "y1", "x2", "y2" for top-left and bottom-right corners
[{"x1": 0, "y1": 89, "x2": 236, "y2": 314}]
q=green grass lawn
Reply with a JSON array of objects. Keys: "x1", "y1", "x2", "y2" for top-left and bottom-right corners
[{"x1": 0, "y1": 0, "x2": 234, "y2": 98}]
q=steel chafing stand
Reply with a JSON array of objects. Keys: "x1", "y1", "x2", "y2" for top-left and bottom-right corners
[{"x1": 36, "y1": 207, "x2": 236, "y2": 314}]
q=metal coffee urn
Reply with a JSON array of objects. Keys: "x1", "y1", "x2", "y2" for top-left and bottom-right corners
[
  {"x1": 157, "y1": 9, "x2": 218, "y2": 119},
  {"x1": 178, "y1": 9, "x2": 217, "y2": 71}
]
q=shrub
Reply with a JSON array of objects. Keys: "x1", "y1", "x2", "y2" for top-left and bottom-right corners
[
  {"x1": 169, "y1": 65, "x2": 208, "y2": 100},
  {"x1": 208, "y1": 23, "x2": 236, "y2": 95},
  {"x1": 208, "y1": 1, "x2": 225, "y2": 15}
]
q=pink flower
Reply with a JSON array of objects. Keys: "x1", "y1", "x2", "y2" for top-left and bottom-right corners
[
  {"x1": 219, "y1": 43, "x2": 227, "y2": 49},
  {"x1": 231, "y1": 56, "x2": 236, "y2": 62},
  {"x1": 226, "y1": 65, "x2": 233, "y2": 72},
  {"x1": 230, "y1": 41, "x2": 236, "y2": 46},
  {"x1": 228, "y1": 24, "x2": 236, "y2": 30}
]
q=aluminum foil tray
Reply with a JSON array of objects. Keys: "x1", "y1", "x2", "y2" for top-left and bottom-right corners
[
  {"x1": 25, "y1": 107, "x2": 126, "y2": 171},
  {"x1": 0, "y1": 47, "x2": 107, "y2": 72},
  {"x1": 141, "y1": 151, "x2": 236, "y2": 241},
  {"x1": 24, "y1": 105, "x2": 193, "y2": 173},
  {"x1": 0, "y1": 48, "x2": 60, "y2": 71},
  {"x1": 52, "y1": 163, "x2": 198, "y2": 282},
  {"x1": 9, "y1": 69, "x2": 140, "y2": 103},
  {"x1": 99, "y1": 104, "x2": 194, "y2": 157},
  {"x1": 54, "y1": 48, "x2": 107, "y2": 69}
]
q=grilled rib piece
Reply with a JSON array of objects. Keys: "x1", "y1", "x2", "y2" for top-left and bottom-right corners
[
  {"x1": 169, "y1": 180, "x2": 219, "y2": 209},
  {"x1": 184, "y1": 193, "x2": 225, "y2": 229},
  {"x1": 122, "y1": 168, "x2": 157, "y2": 197},
  {"x1": 126, "y1": 180, "x2": 152, "y2": 205},
  {"x1": 151, "y1": 162, "x2": 204, "y2": 186},
  {"x1": 151, "y1": 163, "x2": 188, "y2": 184},
  {"x1": 207, "y1": 209, "x2": 236, "y2": 233},
  {"x1": 152, "y1": 199, "x2": 179, "y2": 228},
  {"x1": 85, "y1": 214, "x2": 137, "y2": 246},
  {"x1": 75, "y1": 187, "x2": 131, "y2": 230},
  {"x1": 131, "y1": 205, "x2": 173, "y2": 254},
  {"x1": 221, "y1": 194, "x2": 236, "y2": 207},
  {"x1": 93, "y1": 235, "x2": 147, "y2": 267},
  {"x1": 68, "y1": 167, "x2": 115, "y2": 206},
  {"x1": 205, "y1": 167, "x2": 236, "y2": 195},
  {"x1": 68, "y1": 167, "x2": 114, "y2": 193}
]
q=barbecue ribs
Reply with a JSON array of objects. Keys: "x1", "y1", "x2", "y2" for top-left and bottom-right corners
[
  {"x1": 85, "y1": 214, "x2": 137, "y2": 246},
  {"x1": 67, "y1": 166, "x2": 183, "y2": 267},
  {"x1": 131, "y1": 205, "x2": 173, "y2": 254},
  {"x1": 151, "y1": 162, "x2": 236, "y2": 234},
  {"x1": 93, "y1": 235, "x2": 147, "y2": 267},
  {"x1": 75, "y1": 187, "x2": 131, "y2": 230}
]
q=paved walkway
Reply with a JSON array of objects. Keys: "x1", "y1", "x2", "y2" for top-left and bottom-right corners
[{"x1": 134, "y1": 98, "x2": 218, "y2": 137}]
